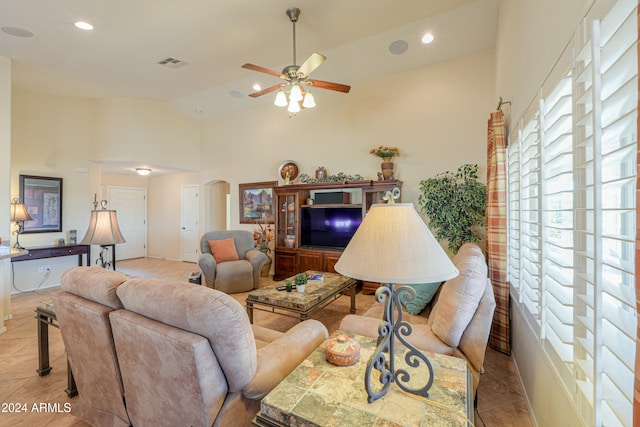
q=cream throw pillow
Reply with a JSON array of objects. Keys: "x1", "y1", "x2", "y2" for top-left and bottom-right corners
[{"x1": 431, "y1": 243, "x2": 488, "y2": 347}]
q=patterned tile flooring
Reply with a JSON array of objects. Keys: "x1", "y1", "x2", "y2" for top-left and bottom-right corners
[{"x1": 0, "y1": 257, "x2": 532, "y2": 426}]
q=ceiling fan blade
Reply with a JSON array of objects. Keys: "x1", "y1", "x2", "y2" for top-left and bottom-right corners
[
  {"x1": 297, "y1": 53, "x2": 326, "y2": 78},
  {"x1": 241, "y1": 63, "x2": 282, "y2": 78},
  {"x1": 307, "y1": 79, "x2": 351, "y2": 94},
  {"x1": 248, "y1": 84, "x2": 282, "y2": 98}
]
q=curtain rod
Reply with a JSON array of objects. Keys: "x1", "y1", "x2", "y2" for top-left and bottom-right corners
[{"x1": 497, "y1": 96, "x2": 511, "y2": 111}]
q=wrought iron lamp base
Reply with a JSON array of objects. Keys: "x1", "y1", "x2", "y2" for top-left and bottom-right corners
[{"x1": 365, "y1": 283, "x2": 434, "y2": 403}]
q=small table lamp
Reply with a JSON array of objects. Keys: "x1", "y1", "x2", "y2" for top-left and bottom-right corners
[
  {"x1": 80, "y1": 195, "x2": 126, "y2": 269},
  {"x1": 10, "y1": 198, "x2": 33, "y2": 249},
  {"x1": 334, "y1": 189, "x2": 458, "y2": 403}
]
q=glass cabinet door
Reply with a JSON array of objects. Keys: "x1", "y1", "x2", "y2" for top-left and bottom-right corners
[{"x1": 276, "y1": 192, "x2": 298, "y2": 248}]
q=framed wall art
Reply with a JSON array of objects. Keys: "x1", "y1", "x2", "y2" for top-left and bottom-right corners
[
  {"x1": 19, "y1": 175, "x2": 63, "y2": 233},
  {"x1": 239, "y1": 181, "x2": 277, "y2": 224}
]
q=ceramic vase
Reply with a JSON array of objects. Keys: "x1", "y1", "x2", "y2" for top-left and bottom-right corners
[
  {"x1": 260, "y1": 251, "x2": 271, "y2": 277},
  {"x1": 380, "y1": 157, "x2": 395, "y2": 180}
]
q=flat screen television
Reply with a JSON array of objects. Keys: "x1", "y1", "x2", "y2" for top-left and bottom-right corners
[{"x1": 300, "y1": 207, "x2": 363, "y2": 249}]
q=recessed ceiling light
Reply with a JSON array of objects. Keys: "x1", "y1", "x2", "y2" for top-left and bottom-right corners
[
  {"x1": 389, "y1": 40, "x2": 408, "y2": 55},
  {"x1": 252, "y1": 83, "x2": 262, "y2": 91},
  {"x1": 230, "y1": 90, "x2": 244, "y2": 99},
  {"x1": 1, "y1": 26, "x2": 34, "y2": 38},
  {"x1": 74, "y1": 21, "x2": 94, "y2": 31},
  {"x1": 421, "y1": 33, "x2": 434, "y2": 44}
]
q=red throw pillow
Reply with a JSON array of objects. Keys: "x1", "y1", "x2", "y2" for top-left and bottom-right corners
[{"x1": 208, "y1": 238, "x2": 239, "y2": 263}]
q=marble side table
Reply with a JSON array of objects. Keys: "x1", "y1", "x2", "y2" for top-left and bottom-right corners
[{"x1": 255, "y1": 332, "x2": 473, "y2": 426}]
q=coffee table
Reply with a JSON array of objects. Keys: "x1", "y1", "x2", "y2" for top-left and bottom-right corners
[
  {"x1": 254, "y1": 332, "x2": 473, "y2": 426},
  {"x1": 245, "y1": 271, "x2": 357, "y2": 324}
]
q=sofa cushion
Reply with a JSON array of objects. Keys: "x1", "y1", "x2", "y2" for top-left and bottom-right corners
[
  {"x1": 431, "y1": 243, "x2": 488, "y2": 347},
  {"x1": 400, "y1": 282, "x2": 441, "y2": 315},
  {"x1": 208, "y1": 238, "x2": 240, "y2": 263}
]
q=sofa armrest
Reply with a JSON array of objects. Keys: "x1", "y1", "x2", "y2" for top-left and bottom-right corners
[
  {"x1": 458, "y1": 278, "x2": 496, "y2": 374},
  {"x1": 339, "y1": 315, "x2": 456, "y2": 356},
  {"x1": 339, "y1": 314, "x2": 381, "y2": 339},
  {"x1": 197, "y1": 253, "x2": 217, "y2": 288},
  {"x1": 243, "y1": 319, "x2": 328, "y2": 400},
  {"x1": 245, "y1": 249, "x2": 268, "y2": 289}
]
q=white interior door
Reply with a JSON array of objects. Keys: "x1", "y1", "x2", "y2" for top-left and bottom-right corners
[
  {"x1": 181, "y1": 185, "x2": 199, "y2": 263},
  {"x1": 107, "y1": 187, "x2": 147, "y2": 260}
]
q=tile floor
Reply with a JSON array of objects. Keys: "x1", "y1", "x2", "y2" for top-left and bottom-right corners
[{"x1": 0, "y1": 258, "x2": 532, "y2": 426}]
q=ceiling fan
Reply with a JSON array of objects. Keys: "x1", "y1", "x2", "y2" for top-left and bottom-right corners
[{"x1": 242, "y1": 7, "x2": 351, "y2": 113}]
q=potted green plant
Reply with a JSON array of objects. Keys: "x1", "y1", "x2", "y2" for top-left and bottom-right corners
[
  {"x1": 285, "y1": 281, "x2": 293, "y2": 292},
  {"x1": 418, "y1": 164, "x2": 486, "y2": 254},
  {"x1": 294, "y1": 273, "x2": 307, "y2": 293}
]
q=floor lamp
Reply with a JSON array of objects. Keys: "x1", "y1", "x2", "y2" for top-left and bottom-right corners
[
  {"x1": 334, "y1": 189, "x2": 458, "y2": 403},
  {"x1": 10, "y1": 198, "x2": 33, "y2": 249},
  {"x1": 80, "y1": 195, "x2": 126, "y2": 269}
]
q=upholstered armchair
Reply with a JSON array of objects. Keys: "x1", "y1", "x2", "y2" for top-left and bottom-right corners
[
  {"x1": 110, "y1": 277, "x2": 329, "y2": 427},
  {"x1": 198, "y1": 230, "x2": 267, "y2": 293}
]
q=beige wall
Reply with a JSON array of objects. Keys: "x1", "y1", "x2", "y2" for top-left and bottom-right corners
[
  {"x1": 1, "y1": 56, "x2": 12, "y2": 331},
  {"x1": 147, "y1": 173, "x2": 200, "y2": 260},
  {"x1": 201, "y1": 50, "x2": 495, "y2": 232},
  {"x1": 93, "y1": 98, "x2": 201, "y2": 171},
  {"x1": 0, "y1": 57, "x2": 10, "y2": 240},
  {"x1": 7, "y1": 48, "x2": 495, "y2": 277},
  {"x1": 10, "y1": 91, "x2": 96, "y2": 289}
]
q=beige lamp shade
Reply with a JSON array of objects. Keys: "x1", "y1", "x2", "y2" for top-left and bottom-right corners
[
  {"x1": 10, "y1": 201, "x2": 33, "y2": 222},
  {"x1": 334, "y1": 203, "x2": 458, "y2": 284},
  {"x1": 80, "y1": 209, "x2": 126, "y2": 246}
]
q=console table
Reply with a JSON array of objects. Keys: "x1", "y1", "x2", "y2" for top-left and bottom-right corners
[
  {"x1": 254, "y1": 332, "x2": 473, "y2": 426},
  {"x1": 11, "y1": 244, "x2": 91, "y2": 266},
  {"x1": 36, "y1": 300, "x2": 77, "y2": 397}
]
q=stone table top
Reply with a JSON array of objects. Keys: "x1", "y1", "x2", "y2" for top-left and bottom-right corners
[
  {"x1": 256, "y1": 332, "x2": 473, "y2": 426},
  {"x1": 246, "y1": 271, "x2": 356, "y2": 311}
]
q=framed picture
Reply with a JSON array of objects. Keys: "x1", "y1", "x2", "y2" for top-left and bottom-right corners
[
  {"x1": 239, "y1": 181, "x2": 277, "y2": 224},
  {"x1": 19, "y1": 175, "x2": 63, "y2": 233}
]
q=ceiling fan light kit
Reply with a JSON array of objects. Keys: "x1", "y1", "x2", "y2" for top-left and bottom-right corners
[{"x1": 242, "y1": 7, "x2": 351, "y2": 114}]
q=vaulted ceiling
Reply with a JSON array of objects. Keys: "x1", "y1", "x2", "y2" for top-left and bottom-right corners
[{"x1": 1, "y1": 0, "x2": 497, "y2": 120}]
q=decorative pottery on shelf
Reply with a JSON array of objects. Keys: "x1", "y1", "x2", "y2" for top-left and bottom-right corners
[
  {"x1": 379, "y1": 157, "x2": 395, "y2": 181},
  {"x1": 315, "y1": 166, "x2": 327, "y2": 179},
  {"x1": 284, "y1": 235, "x2": 295, "y2": 248},
  {"x1": 326, "y1": 334, "x2": 361, "y2": 366},
  {"x1": 370, "y1": 146, "x2": 399, "y2": 181}
]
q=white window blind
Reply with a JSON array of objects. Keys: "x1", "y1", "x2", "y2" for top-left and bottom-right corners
[
  {"x1": 540, "y1": 74, "x2": 574, "y2": 382},
  {"x1": 519, "y1": 115, "x2": 542, "y2": 323},
  {"x1": 507, "y1": 0, "x2": 637, "y2": 425}
]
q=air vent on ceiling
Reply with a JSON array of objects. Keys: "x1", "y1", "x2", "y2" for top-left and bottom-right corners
[{"x1": 157, "y1": 57, "x2": 188, "y2": 69}]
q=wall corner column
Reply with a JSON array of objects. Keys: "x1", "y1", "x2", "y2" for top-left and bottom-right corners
[{"x1": 0, "y1": 56, "x2": 12, "y2": 334}]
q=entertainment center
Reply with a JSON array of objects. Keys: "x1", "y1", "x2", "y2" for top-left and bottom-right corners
[{"x1": 273, "y1": 180, "x2": 401, "y2": 284}]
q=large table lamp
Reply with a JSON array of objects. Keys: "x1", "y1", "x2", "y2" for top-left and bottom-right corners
[
  {"x1": 334, "y1": 189, "x2": 458, "y2": 403},
  {"x1": 80, "y1": 195, "x2": 126, "y2": 269},
  {"x1": 10, "y1": 198, "x2": 33, "y2": 249}
]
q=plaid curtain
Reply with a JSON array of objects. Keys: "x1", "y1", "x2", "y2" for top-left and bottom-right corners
[
  {"x1": 486, "y1": 110, "x2": 510, "y2": 354},
  {"x1": 634, "y1": 4, "x2": 640, "y2": 425}
]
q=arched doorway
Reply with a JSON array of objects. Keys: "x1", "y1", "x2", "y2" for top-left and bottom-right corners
[{"x1": 203, "y1": 180, "x2": 230, "y2": 232}]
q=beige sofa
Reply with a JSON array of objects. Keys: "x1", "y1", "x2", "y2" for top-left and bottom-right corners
[
  {"x1": 53, "y1": 267, "x2": 328, "y2": 427},
  {"x1": 339, "y1": 243, "x2": 496, "y2": 395}
]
